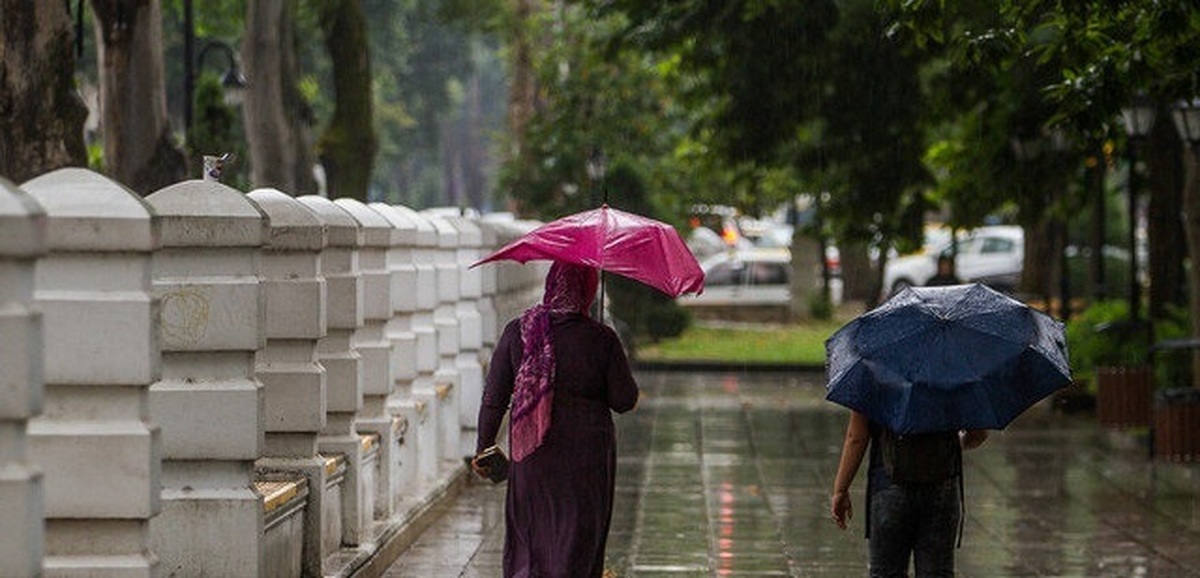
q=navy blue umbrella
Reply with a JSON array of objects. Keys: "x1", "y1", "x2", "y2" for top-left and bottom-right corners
[{"x1": 825, "y1": 283, "x2": 1071, "y2": 434}]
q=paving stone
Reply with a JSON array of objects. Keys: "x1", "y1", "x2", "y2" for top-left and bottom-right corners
[{"x1": 384, "y1": 370, "x2": 1200, "y2": 577}]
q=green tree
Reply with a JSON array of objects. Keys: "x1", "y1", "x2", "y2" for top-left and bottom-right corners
[
  {"x1": 891, "y1": 0, "x2": 1200, "y2": 342},
  {"x1": 591, "y1": 0, "x2": 936, "y2": 305}
]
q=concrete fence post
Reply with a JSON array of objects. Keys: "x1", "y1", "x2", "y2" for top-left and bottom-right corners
[
  {"x1": 22, "y1": 168, "x2": 161, "y2": 576},
  {"x1": 368, "y1": 203, "x2": 437, "y2": 489},
  {"x1": 0, "y1": 178, "x2": 46, "y2": 578},
  {"x1": 145, "y1": 179, "x2": 267, "y2": 576},
  {"x1": 247, "y1": 188, "x2": 334, "y2": 575},
  {"x1": 439, "y1": 214, "x2": 485, "y2": 432},
  {"x1": 474, "y1": 218, "x2": 502, "y2": 369},
  {"x1": 385, "y1": 206, "x2": 445, "y2": 483},
  {"x1": 423, "y1": 211, "x2": 464, "y2": 461},
  {"x1": 294, "y1": 194, "x2": 375, "y2": 548},
  {"x1": 331, "y1": 198, "x2": 404, "y2": 520},
  {"x1": 481, "y1": 218, "x2": 546, "y2": 328}
]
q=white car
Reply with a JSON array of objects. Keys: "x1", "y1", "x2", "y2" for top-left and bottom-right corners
[
  {"x1": 679, "y1": 247, "x2": 843, "y2": 312},
  {"x1": 687, "y1": 248, "x2": 793, "y2": 307},
  {"x1": 882, "y1": 225, "x2": 1024, "y2": 296}
]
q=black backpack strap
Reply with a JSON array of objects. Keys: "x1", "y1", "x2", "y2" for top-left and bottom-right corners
[{"x1": 865, "y1": 467, "x2": 873, "y2": 541}]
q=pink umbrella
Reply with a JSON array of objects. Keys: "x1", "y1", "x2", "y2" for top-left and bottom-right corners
[{"x1": 473, "y1": 205, "x2": 704, "y2": 297}]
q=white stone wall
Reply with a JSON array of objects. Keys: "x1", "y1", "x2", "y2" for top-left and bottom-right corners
[
  {"x1": 434, "y1": 213, "x2": 486, "y2": 431},
  {"x1": 0, "y1": 178, "x2": 46, "y2": 578},
  {"x1": 331, "y1": 198, "x2": 403, "y2": 521},
  {"x1": 2, "y1": 167, "x2": 545, "y2": 577}
]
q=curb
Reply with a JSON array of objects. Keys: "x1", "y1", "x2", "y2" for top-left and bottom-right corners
[{"x1": 633, "y1": 359, "x2": 825, "y2": 373}]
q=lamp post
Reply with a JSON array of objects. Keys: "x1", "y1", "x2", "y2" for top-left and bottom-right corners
[
  {"x1": 182, "y1": 0, "x2": 247, "y2": 135},
  {"x1": 1120, "y1": 94, "x2": 1156, "y2": 321},
  {"x1": 1171, "y1": 96, "x2": 1200, "y2": 387}
]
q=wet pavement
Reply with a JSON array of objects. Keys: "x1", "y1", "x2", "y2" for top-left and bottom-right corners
[{"x1": 384, "y1": 370, "x2": 1200, "y2": 577}]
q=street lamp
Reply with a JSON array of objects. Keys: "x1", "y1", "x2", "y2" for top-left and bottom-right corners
[
  {"x1": 1120, "y1": 94, "x2": 1156, "y2": 320},
  {"x1": 183, "y1": 0, "x2": 247, "y2": 135}
]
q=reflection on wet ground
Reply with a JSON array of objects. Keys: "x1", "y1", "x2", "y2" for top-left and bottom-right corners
[{"x1": 385, "y1": 370, "x2": 1200, "y2": 577}]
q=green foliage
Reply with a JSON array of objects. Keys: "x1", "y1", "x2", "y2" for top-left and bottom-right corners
[
  {"x1": 500, "y1": 5, "x2": 693, "y2": 219},
  {"x1": 645, "y1": 304, "x2": 691, "y2": 343},
  {"x1": 87, "y1": 142, "x2": 105, "y2": 173},
  {"x1": 1066, "y1": 300, "x2": 1151, "y2": 388},
  {"x1": 1067, "y1": 300, "x2": 1194, "y2": 392},
  {"x1": 808, "y1": 292, "x2": 833, "y2": 321},
  {"x1": 186, "y1": 74, "x2": 247, "y2": 188}
]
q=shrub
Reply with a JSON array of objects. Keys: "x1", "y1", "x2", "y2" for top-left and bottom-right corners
[
  {"x1": 809, "y1": 292, "x2": 833, "y2": 320},
  {"x1": 1066, "y1": 300, "x2": 1191, "y2": 391},
  {"x1": 1066, "y1": 300, "x2": 1150, "y2": 390}
]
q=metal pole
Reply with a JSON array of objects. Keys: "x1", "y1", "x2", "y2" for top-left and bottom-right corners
[
  {"x1": 1129, "y1": 140, "x2": 1141, "y2": 320},
  {"x1": 1091, "y1": 141, "x2": 1108, "y2": 300}
]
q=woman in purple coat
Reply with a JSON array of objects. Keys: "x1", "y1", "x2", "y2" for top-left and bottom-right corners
[{"x1": 473, "y1": 262, "x2": 640, "y2": 578}]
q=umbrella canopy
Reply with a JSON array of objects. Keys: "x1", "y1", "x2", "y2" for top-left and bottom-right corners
[
  {"x1": 825, "y1": 283, "x2": 1071, "y2": 434},
  {"x1": 473, "y1": 205, "x2": 705, "y2": 297}
]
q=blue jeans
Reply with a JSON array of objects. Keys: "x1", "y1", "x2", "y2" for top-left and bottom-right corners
[{"x1": 868, "y1": 478, "x2": 960, "y2": 578}]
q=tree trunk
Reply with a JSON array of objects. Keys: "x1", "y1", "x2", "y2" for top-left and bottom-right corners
[
  {"x1": 838, "y1": 241, "x2": 874, "y2": 304},
  {"x1": 0, "y1": 1, "x2": 88, "y2": 182},
  {"x1": 463, "y1": 68, "x2": 487, "y2": 210},
  {"x1": 90, "y1": 0, "x2": 186, "y2": 194},
  {"x1": 506, "y1": 0, "x2": 537, "y2": 164},
  {"x1": 1021, "y1": 218, "x2": 1055, "y2": 303},
  {"x1": 1147, "y1": 117, "x2": 1187, "y2": 320},
  {"x1": 316, "y1": 0, "x2": 376, "y2": 202},
  {"x1": 244, "y1": 0, "x2": 316, "y2": 194}
]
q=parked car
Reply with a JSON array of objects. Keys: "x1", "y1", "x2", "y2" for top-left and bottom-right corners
[
  {"x1": 690, "y1": 247, "x2": 792, "y2": 307},
  {"x1": 679, "y1": 247, "x2": 843, "y2": 314},
  {"x1": 882, "y1": 225, "x2": 1024, "y2": 296}
]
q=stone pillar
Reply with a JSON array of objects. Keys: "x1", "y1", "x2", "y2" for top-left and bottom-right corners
[
  {"x1": 294, "y1": 194, "x2": 374, "y2": 547},
  {"x1": 247, "y1": 188, "x2": 333, "y2": 575},
  {"x1": 389, "y1": 206, "x2": 450, "y2": 480},
  {"x1": 474, "y1": 218, "x2": 499, "y2": 355},
  {"x1": 0, "y1": 178, "x2": 46, "y2": 578},
  {"x1": 440, "y1": 214, "x2": 485, "y2": 433},
  {"x1": 331, "y1": 198, "x2": 404, "y2": 519},
  {"x1": 22, "y1": 168, "x2": 160, "y2": 576},
  {"x1": 368, "y1": 203, "x2": 438, "y2": 489},
  {"x1": 483, "y1": 218, "x2": 547, "y2": 323},
  {"x1": 145, "y1": 179, "x2": 267, "y2": 576},
  {"x1": 421, "y1": 212, "x2": 470, "y2": 460}
]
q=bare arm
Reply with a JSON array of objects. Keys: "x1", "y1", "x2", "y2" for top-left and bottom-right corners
[{"x1": 830, "y1": 411, "x2": 870, "y2": 530}]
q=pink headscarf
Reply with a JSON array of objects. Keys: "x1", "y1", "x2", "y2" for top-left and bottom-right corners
[{"x1": 509, "y1": 262, "x2": 600, "y2": 462}]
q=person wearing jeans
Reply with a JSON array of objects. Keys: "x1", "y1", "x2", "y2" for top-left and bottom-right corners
[{"x1": 830, "y1": 410, "x2": 988, "y2": 577}]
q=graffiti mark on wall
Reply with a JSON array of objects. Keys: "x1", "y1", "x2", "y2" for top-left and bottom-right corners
[{"x1": 160, "y1": 290, "x2": 209, "y2": 345}]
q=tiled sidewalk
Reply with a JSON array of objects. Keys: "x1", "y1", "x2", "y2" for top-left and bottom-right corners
[{"x1": 385, "y1": 371, "x2": 1200, "y2": 577}]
